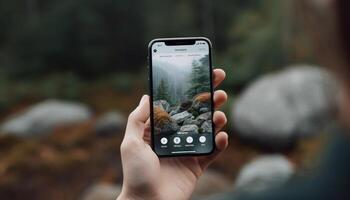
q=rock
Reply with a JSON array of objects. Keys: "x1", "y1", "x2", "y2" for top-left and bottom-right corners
[
  {"x1": 233, "y1": 66, "x2": 338, "y2": 149},
  {"x1": 180, "y1": 124, "x2": 199, "y2": 133},
  {"x1": 197, "y1": 112, "x2": 211, "y2": 120},
  {"x1": 179, "y1": 100, "x2": 193, "y2": 111},
  {"x1": 159, "y1": 120, "x2": 179, "y2": 135},
  {"x1": 200, "y1": 120, "x2": 212, "y2": 133},
  {"x1": 94, "y1": 111, "x2": 126, "y2": 135},
  {"x1": 192, "y1": 170, "x2": 232, "y2": 199},
  {"x1": 195, "y1": 112, "x2": 212, "y2": 126},
  {"x1": 233, "y1": 155, "x2": 294, "y2": 194},
  {"x1": 153, "y1": 100, "x2": 171, "y2": 113},
  {"x1": 169, "y1": 101, "x2": 192, "y2": 116},
  {"x1": 80, "y1": 183, "x2": 121, "y2": 200},
  {"x1": 154, "y1": 106, "x2": 179, "y2": 135},
  {"x1": 1, "y1": 100, "x2": 91, "y2": 137},
  {"x1": 169, "y1": 109, "x2": 177, "y2": 116},
  {"x1": 183, "y1": 116, "x2": 197, "y2": 126},
  {"x1": 199, "y1": 107, "x2": 210, "y2": 114},
  {"x1": 192, "y1": 99, "x2": 210, "y2": 111},
  {"x1": 171, "y1": 111, "x2": 192, "y2": 124}
]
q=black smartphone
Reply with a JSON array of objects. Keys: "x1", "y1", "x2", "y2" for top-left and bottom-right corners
[{"x1": 148, "y1": 37, "x2": 215, "y2": 157}]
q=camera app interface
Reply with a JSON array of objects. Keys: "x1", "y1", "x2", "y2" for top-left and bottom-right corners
[{"x1": 151, "y1": 40, "x2": 213, "y2": 155}]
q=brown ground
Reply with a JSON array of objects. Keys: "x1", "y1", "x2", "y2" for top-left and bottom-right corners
[
  {"x1": 0, "y1": 86, "x2": 327, "y2": 200},
  {"x1": 0, "y1": 124, "x2": 326, "y2": 200}
]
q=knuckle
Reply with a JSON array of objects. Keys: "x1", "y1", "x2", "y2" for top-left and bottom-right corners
[
  {"x1": 120, "y1": 140, "x2": 130, "y2": 152},
  {"x1": 223, "y1": 114, "x2": 227, "y2": 124},
  {"x1": 120, "y1": 138, "x2": 138, "y2": 153},
  {"x1": 127, "y1": 111, "x2": 135, "y2": 121}
]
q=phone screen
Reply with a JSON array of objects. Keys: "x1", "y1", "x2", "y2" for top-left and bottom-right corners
[{"x1": 149, "y1": 38, "x2": 214, "y2": 156}]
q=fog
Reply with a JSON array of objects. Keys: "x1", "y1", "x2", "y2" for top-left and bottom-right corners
[{"x1": 152, "y1": 60, "x2": 191, "y2": 104}]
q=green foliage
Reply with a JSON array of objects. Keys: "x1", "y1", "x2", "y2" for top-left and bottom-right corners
[
  {"x1": 155, "y1": 79, "x2": 170, "y2": 102},
  {"x1": 215, "y1": 0, "x2": 310, "y2": 91},
  {"x1": 0, "y1": 0, "x2": 261, "y2": 80},
  {"x1": 0, "y1": 0, "x2": 314, "y2": 109},
  {"x1": 186, "y1": 55, "x2": 210, "y2": 99}
]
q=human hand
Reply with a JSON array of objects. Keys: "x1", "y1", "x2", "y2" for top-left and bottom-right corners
[{"x1": 117, "y1": 69, "x2": 229, "y2": 200}]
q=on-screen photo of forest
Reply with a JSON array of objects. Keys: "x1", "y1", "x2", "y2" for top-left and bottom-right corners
[{"x1": 152, "y1": 54, "x2": 213, "y2": 137}]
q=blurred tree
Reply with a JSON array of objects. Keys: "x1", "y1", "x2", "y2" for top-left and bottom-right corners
[
  {"x1": 0, "y1": 0, "x2": 147, "y2": 78},
  {"x1": 0, "y1": 0, "x2": 312, "y2": 88},
  {"x1": 219, "y1": 0, "x2": 291, "y2": 90}
]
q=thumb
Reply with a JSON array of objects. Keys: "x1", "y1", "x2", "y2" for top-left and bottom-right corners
[{"x1": 124, "y1": 95, "x2": 150, "y2": 140}]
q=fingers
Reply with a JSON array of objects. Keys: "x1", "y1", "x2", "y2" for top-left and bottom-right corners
[
  {"x1": 215, "y1": 131, "x2": 229, "y2": 151},
  {"x1": 124, "y1": 95, "x2": 150, "y2": 140},
  {"x1": 198, "y1": 131, "x2": 229, "y2": 169},
  {"x1": 213, "y1": 111, "x2": 227, "y2": 133},
  {"x1": 213, "y1": 89, "x2": 227, "y2": 132},
  {"x1": 213, "y1": 69, "x2": 226, "y2": 88},
  {"x1": 214, "y1": 90, "x2": 227, "y2": 109},
  {"x1": 213, "y1": 69, "x2": 227, "y2": 110}
]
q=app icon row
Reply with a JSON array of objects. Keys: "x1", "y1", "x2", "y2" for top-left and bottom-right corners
[{"x1": 160, "y1": 136, "x2": 206, "y2": 145}]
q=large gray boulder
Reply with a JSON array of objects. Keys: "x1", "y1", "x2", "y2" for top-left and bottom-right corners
[
  {"x1": 233, "y1": 155, "x2": 294, "y2": 194},
  {"x1": 233, "y1": 66, "x2": 338, "y2": 149},
  {"x1": 195, "y1": 112, "x2": 212, "y2": 126},
  {"x1": 1, "y1": 99, "x2": 91, "y2": 137},
  {"x1": 171, "y1": 111, "x2": 192, "y2": 124},
  {"x1": 94, "y1": 111, "x2": 126, "y2": 135}
]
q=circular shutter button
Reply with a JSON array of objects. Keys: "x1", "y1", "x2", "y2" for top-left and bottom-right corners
[
  {"x1": 199, "y1": 136, "x2": 206, "y2": 143},
  {"x1": 173, "y1": 137, "x2": 181, "y2": 144},
  {"x1": 160, "y1": 137, "x2": 168, "y2": 145},
  {"x1": 186, "y1": 136, "x2": 193, "y2": 143}
]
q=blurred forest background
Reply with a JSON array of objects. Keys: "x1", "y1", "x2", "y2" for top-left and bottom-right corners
[
  {"x1": 0, "y1": 0, "x2": 313, "y2": 112},
  {"x1": 0, "y1": 0, "x2": 331, "y2": 200}
]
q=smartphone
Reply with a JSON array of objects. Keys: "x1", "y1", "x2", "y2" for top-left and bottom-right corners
[{"x1": 148, "y1": 37, "x2": 215, "y2": 157}]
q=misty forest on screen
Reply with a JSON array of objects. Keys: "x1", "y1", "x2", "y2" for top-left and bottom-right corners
[{"x1": 152, "y1": 54, "x2": 213, "y2": 136}]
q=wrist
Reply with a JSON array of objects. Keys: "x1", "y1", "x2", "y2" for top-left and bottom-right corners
[
  {"x1": 116, "y1": 191, "x2": 135, "y2": 200},
  {"x1": 116, "y1": 187, "x2": 161, "y2": 200}
]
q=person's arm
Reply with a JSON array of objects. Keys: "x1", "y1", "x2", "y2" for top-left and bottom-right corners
[{"x1": 117, "y1": 69, "x2": 229, "y2": 200}]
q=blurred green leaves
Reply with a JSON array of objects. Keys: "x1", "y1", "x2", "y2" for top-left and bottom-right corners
[{"x1": 217, "y1": 0, "x2": 289, "y2": 90}]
